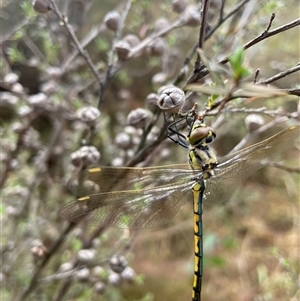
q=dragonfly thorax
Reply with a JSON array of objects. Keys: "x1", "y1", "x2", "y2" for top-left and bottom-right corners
[
  {"x1": 187, "y1": 121, "x2": 218, "y2": 179},
  {"x1": 188, "y1": 146, "x2": 218, "y2": 179}
]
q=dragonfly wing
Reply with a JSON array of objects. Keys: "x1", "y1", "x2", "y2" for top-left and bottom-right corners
[
  {"x1": 205, "y1": 125, "x2": 300, "y2": 204},
  {"x1": 204, "y1": 161, "x2": 247, "y2": 205},
  {"x1": 60, "y1": 183, "x2": 194, "y2": 229},
  {"x1": 68, "y1": 165, "x2": 192, "y2": 197},
  {"x1": 218, "y1": 125, "x2": 299, "y2": 167}
]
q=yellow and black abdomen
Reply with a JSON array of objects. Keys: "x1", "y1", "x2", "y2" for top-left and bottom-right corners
[{"x1": 192, "y1": 181, "x2": 205, "y2": 301}]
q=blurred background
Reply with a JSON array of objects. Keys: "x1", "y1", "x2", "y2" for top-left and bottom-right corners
[{"x1": 1, "y1": 0, "x2": 299, "y2": 301}]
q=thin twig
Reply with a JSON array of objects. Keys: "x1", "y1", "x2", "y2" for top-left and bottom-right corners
[
  {"x1": 221, "y1": 107, "x2": 298, "y2": 118},
  {"x1": 219, "y1": 0, "x2": 226, "y2": 21},
  {"x1": 186, "y1": 0, "x2": 250, "y2": 84},
  {"x1": 127, "y1": 18, "x2": 184, "y2": 59},
  {"x1": 175, "y1": 0, "x2": 250, "y2": 85},
  {"x1": 47, "y1": 0, "x2": 102, "y2": 83},
  {"x1": 285, "y1": 88, "x2": 300, "y2": 96},
  {"x1": 208, "y1": 0, "x2": 250, "y2": 39},
  {"x1": 243, "y1": 17, "x2": 300, "y2": 51},
  {"x1": 253, "y1": 69, "x2": 260, "y2": 83},
  {"x1": 188, "y1": 17, "x2": 300, "y2": 84},
  {"x1": 61, "y1": 23, "x2": 106, "y2": 73},
  {"x1": 218, "y1": 18, "x2": 300, "y2": 65},
  {"x1": 198, "y1": 0, "x2": 211, "y2": 50},
  {"x1": 258, "y1": 63, "x2": 300, "y2": 85},
  {"x1": 98, "y1": 0, "x2": 132, "y2": 108},
  {"x1": 265, "y1": 12, "x2": 276, "y2": 32},
  {"x1": 191, "y1": 0, "x2": 211, "y2": 83},
  {"x1": 268, "y1": 162, "x2": 300, "y2": 173}
]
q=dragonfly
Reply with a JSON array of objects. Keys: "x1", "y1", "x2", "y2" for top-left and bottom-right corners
[{"x1": 59, "y1": 111, "x2": 299, "y2": 301}]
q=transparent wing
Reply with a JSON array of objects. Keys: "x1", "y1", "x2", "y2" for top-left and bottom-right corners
[
  {"x1": 62, "y1": 164, "x2": 198, "y2": 228},
  {"x1": 59, "y1": 182, "x2": 194, "y2": 228},
  {"x1": 205, "y1": 125, "x2": 300, "y2": 204},
  {"x1": 67, "y1": 164, "x2": 193, "y2": 197},
  {"x1": 60, "y1": 125, "x2": 299, "y2": 227}
]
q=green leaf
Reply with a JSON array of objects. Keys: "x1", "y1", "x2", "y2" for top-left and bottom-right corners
[
  {"x1": 12, "y1": 29, "x2": 25, "y2": 40},
  {"x1": 6, "y1": 47, "x2": 25, "y2": 63},
  {"x1": 20, "y1": 1, "x2": 36, "y2": 18},
  {"x1": 0, "y1": 204, "x2": 4, "y2": 215},
  {"x1": 228, "y1": 47, "x2": 251, "y2": 81},
  {"x1": 205, "y1": 255, "x2": 226, "y2": 267},
  {"x1": 222, "y1": 237, "x2": 236, "y2": 250}
]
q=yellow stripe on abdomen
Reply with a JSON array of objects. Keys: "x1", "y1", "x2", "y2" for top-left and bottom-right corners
[{"x1": 192, "y1": 184, "x2": 203, "y2": 301}]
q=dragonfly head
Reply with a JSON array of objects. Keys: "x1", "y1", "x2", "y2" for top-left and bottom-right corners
[{"x1": 187, "y1": 121, "x2": 216, "y2": 148}]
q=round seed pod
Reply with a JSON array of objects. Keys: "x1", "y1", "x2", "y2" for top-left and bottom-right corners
[
  {"x1": 104, "y1": 11, "x2": 120, "y2": 31},
  {"x1": 245, "y1": 114, "x2": 264, "y2": 132},
  {"x1": 81, "y1": 146, "x2": 100, "y2": 165},
  {"x1": 121, "y1": 266, "x2": 136, "y2": 281},
  {"x1": 94, "y1": 281, "x2": 106, "y2": 294},
  {"x1": 58, "y1": 262, "x2": 73, "y2": 273},
  {"x1": 3, "y1": 73, "x2": 19, "y2": 85},
  {"x1": 108, "y1": 272, "x2": 121, "y2": 286},
  {"x1": 111, "y1": 157, "x2": 124, "y2": 167},
  {"x1": 28, "y1": 93, "x2": 47, "y2": 106},
  {"x1": 145, "y1": 93, "x2": 159, "y2": 112},
  {"x1": 115, "y1": 132, "x2": 131, "y2": 150},
  {"x1": 30, "y1": 239, "x2": 47, "y2": 260},
  {"x1": 157, "y1": 84, "x2": 176, "y2": 95},
  {"x1": 172, "y1": 0, "x2": 188, "y2": 14},
  {"x1": 45, "y1": 66, "x2": 62, "y2": 79},
  {"x1": 182, "y1": 5, "x2": 200, "y2": 27},
  {"x1": 32, "y1": 0, "x2": 52, "y2": 14},
  {"x1": 91, "y1": 266, "x2": 106, "y2": 279},
  {"x1": 77, "y1": 249, "x2": 96, "y2": 264},
  {"x1": 151, "y1": 72, "x2": 168, "y2": 86},
  {"x1": 127, "y1": 108, "x2": 150, "y2": 128},
  {"x1": 12, "y1": 83, "x2": 24, "y2": 93},
  {"x1": 71, "y1": 146, "x2": 100, "y2": 166},
  {"x1": 75, "y1": 268, "x2": 90, "y2": 281},
  {"x1": 148, "y1": 38, "x2": 166, "y2": 57},
  {"x1": 77, "y1": 106, "x2": 100, "y2": 127},
  {"x1": 40, "y1": 81, "x2": 56, "y2": 95},
  {"x1": 114, "y1": 40, "x2": 131, "y2": 60},
  {"x1": 157, "y1": 87, "x2": 185, "y2": 113},
  {"x1": 123, "y1": 34, "x2": 140, "y2": 47},
  {"x1": 109, "y1": 255, "x2": 128, "y2": 273},
  {"x1": 153, "y1": 18, "x2": 170, "y2": 32}
]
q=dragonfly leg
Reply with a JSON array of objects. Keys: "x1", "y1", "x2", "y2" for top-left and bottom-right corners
[{"x1": 163, "y1": 111, "x2": 196, "y2": 148}]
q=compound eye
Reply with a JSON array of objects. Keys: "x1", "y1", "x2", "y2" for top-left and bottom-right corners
[
  {"x1": 188, "y1": 123, "x2": 216, "y2": 146},
  {"x1": 204, "y1": 126, "x2": 216, "y2": 143}
]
